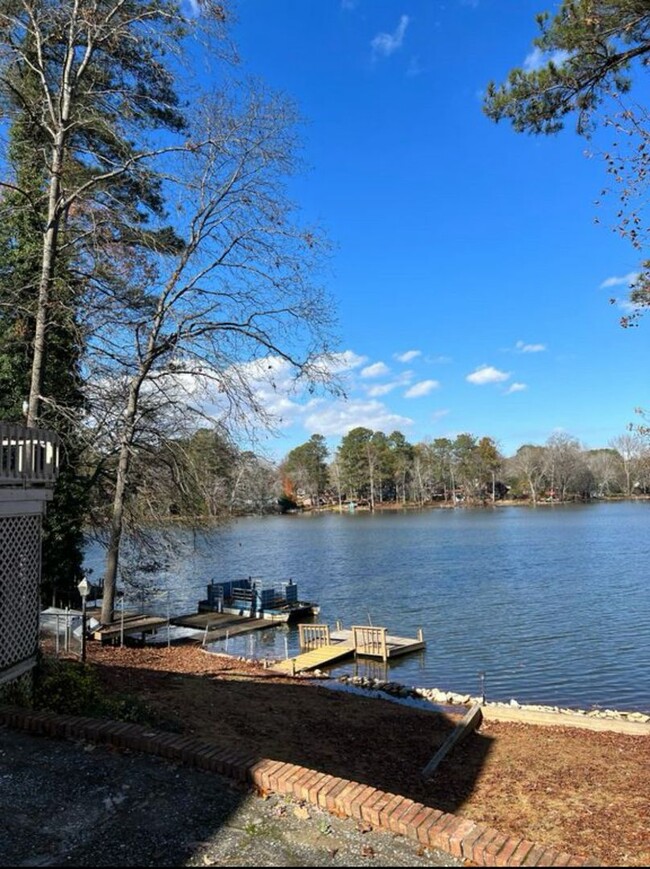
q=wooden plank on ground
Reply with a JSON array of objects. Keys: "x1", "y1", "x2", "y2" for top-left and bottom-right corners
[{"x1": 421, "y1": 703, "x2": 483, "y2": 780}]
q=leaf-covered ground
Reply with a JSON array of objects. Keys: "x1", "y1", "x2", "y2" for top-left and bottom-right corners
[{"x1": 77, "y1": 644, "x2": 650, "y2": 866}]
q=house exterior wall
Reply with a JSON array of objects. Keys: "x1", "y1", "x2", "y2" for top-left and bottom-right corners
[{"x1": 0, "y1": 490, "x2": 51, "y2": 688}]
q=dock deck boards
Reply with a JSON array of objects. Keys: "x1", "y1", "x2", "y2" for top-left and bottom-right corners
[
  {"x1": 171, "y1": 612, "x2": 258, "y2": 631},
  {"x1": 202, "y1": 617, "x2": 276, "y2": 644},
  {"x1": 331, "y1": 629, "x2": 425, "y2": 659},
  {"x1": 272, "y1": 623, "x2": 425, "y2": 674},
  {"x1": 272, "y1": 642, "x2": 356, "y2": 674},
  {"x1": 93, "y1": 616, "x2": 168, "y2": 644},
  {"x1": 172, "y1": 612, "x2": 279, "y2": 643}
]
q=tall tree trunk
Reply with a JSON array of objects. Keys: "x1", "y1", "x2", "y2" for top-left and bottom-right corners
[
  {"x1": 100, "y1": 380, "x2": 140, "y2": 624},
  {"x1": 27, "y1": 135, "x2": 65, "y2": 426}
]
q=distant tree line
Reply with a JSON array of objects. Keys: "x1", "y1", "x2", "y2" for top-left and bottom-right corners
[{"x1": 278, "y1": 429, "x2": 650, "y2": 510}]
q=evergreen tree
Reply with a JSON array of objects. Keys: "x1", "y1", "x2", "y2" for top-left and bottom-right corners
[
  {"x1": 0, "y1": 2, "x2": 218, "y2": 602},
  {"x1": 484, "y1": 1, "x2": 650, "y2": 319},
  {"x1": 0, "y1": 100, "x2": 88, "y2": 605}
]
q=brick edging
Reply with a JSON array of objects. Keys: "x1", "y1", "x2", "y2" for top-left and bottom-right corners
[{"x1": 0, "y1": 708, "x2": 598, "y2": 867}]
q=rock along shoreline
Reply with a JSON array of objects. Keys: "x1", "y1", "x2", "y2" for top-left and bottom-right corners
[
  {"x1": 332, "y1": 672, "x2": 650, "y2": 723},
  {"x1": 212, "y1": 650, "x2": 650, "y2": 725}
]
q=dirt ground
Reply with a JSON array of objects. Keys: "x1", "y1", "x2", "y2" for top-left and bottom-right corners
[{"x1": 65, "y1": 644, "x2": 650, "y2": 867}]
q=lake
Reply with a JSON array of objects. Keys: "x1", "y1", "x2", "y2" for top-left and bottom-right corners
[{"x1": 84, "y1": 501, "x2": 650, "y2": 712}]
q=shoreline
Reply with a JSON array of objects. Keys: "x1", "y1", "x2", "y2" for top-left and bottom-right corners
[
  {"x1": 300, "y1": 494, "x2": 650, "y2": 514},
  {"x1": 208, "y1": 650, "x2": 650, "y2": 730},
  {"x1": 331, "y1": 672, "x2": 650, "y2": 733}
]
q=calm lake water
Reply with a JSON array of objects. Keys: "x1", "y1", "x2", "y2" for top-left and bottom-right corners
[{"x1": 85, "y1": 502, "x2": 650, "y2": 712}]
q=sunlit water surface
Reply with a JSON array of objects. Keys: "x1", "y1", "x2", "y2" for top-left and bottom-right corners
[{"x1": 84, "y1": 502, "x2": 650, "y2": 711}]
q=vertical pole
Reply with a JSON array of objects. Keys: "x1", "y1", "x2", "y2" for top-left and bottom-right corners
[
  {"x1": 120, "y1": 597, "x2": 125, "y2": 648},
  {"x1": 284, "y1": 636, "x2": 289, "y2": 660},
  {"x1": 167, "y1": 591, "x2": 171, "y2": 649},
  {"x1": 81, "y1": 594, "x2": 87, "y2": 662},
  {"x1": 55, "y1": 614, "x2": 60, "y2": 655},
  {"x1": 417, "y1": 627, "x2": 423, "y2": 643},
  {"x1": 65, "y1": 607, "x2": 70, "y2": 651},
  {"x1": 225, "y1": 630, "x2": 229, "y2": 653}
]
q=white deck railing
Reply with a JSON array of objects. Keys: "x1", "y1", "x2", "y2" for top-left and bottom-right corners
[{"x1": 0, "y1": 423, "x2": 60, "y2": 485}]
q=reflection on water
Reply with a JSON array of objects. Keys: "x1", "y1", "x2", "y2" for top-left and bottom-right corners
[{"x1": 85, "y1": 502, "x2": 650, "y2": 711}]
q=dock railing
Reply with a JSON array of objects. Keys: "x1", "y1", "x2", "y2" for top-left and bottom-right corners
[
  {"x1": 0, "y1": 423, "x2": 60, "y2": 485},
  {"x1": 298, "y1": 623, "x2": 331, "y2": 651},
  {"x1": 352, "y1": 625, "x2": 389, "y2": 662}
]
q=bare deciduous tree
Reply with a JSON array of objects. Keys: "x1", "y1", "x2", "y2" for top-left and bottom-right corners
[
  {"x1": 0, "y1": 0, "x2": 227, "y2": 426},
  {"x1": 87, "y1": 85, "x2": 337, "y2": 622}
]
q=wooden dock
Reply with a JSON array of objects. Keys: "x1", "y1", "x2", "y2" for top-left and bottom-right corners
[
  {"x1": 201, "y1": 618, "x2": 276, "y2": 644},
  {"x1": 272, "y1": 640, "x2": 355, "y2": 675},
  {"x1": 172, "y1": 612, "x2": 256, "y2": 631},
  {"x1": 331, "y1": 626, "x2": 425, "y2": 660},
  {"x1": 272, "y1": 623, "x2": 425, "y2": 675},
  {"x1": 92, "y1": 615, "x2": 168, "y2": 645},
  {"x1": 171, "y1": 611, "x2": 279, "y2": 644},
  {"x1": 91, "y1": 610, "x2": 281, "y2": 648}
]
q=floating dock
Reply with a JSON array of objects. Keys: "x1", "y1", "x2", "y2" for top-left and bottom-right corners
[
  {"x1": 272, "y1": 623, "x2": 425, "y2": 675},
  {"x1": 91, "y1": 610, "x2": 282, "y2": 647},
  {"x1": 92, "y1": 615, "x2": 168, "y2": 645},
  {"x1": 172, "y1": 611, "x2": 278, "y2": 644}
]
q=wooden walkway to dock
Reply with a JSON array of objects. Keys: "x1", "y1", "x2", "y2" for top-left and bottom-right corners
[
  {"x1": 272, "y1": 623, "x2": 425, "y2": 675},
  {"x1": 272, "y1": 640, "x2": 356, "y2": 675}
]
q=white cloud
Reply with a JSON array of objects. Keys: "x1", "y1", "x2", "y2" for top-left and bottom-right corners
[
  {"x1": 506, "y1": 382, "x2": 527, "y2": 395},
  {"x1": 395, "y1": 349, "x2": 422, "y2": 363},
  {"x1": 205, "y1": 353, "x2": 368, "y2": 431},
  {"x1": 515, "y1": 340, "x2": 546, "y2": 353},
  {"x1": 615, "y1": 299, "x2": 642, "y2": 314},
  {"x1": 371, "y1": 15, "x2": 410, "y2": 58},
  {"x1": 466, "y1": 365, "x2": 510, "y2": 385},
  {"x1": 431, "y1": 408, "x2": 450, "y2": 421},
  {"x1": 404, "y1": 379, "x2": 440, "y2": 398},
  {"x1": 319, "y1": 349, "x2": 368, "y2": 373},
  {"x1": 523, "y1": 47, "x2": 570, "y2": 72},
  {"x1": 365, "y1": 369, "x2": 414, "y2": 397},
  {"x1": 367, "y1": 382, "x2": 399, "y2": 398},
  {"x1": 360, "y1": 361, "x2": 390, "y2": 378},
  {"x1": 600, "y1": 272, "x2": 639, "y2": 289},
  {"x1": 304, "y1": 399, "x2": 413, "y2": 437}
]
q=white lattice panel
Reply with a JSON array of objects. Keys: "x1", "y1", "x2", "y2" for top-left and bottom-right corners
[{"x1": 0, "y1": 514, "x2": 41, "y2": 674}]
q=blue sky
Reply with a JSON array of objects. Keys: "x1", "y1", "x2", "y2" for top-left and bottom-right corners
[{"x1": 224, "y1": 0, "x2": 649, "y2": 459}]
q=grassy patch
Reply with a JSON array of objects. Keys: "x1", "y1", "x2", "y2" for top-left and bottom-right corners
[{"x1": 31, "y1": 656, "x2": 156, "y2": 725}]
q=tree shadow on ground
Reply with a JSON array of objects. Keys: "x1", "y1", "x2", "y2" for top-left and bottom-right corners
[{"x1": 91, "y1": 658, "x2": 494, "y2": 814}]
